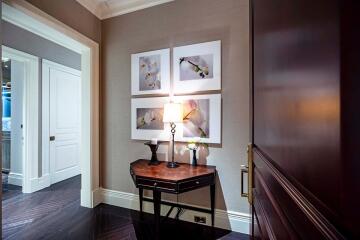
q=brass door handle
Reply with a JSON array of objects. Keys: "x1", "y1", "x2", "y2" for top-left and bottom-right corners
[
  {"x1": 240, "y1": 143, "x2": 253, "y2": 205},
  {"x1": 241, "y1": 166, "x2": 249, "y2": 198}
]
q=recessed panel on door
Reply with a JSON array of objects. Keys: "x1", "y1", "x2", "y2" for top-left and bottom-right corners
[{"x1": 45, "y1": 62, "x2": 81, "y2": 185}]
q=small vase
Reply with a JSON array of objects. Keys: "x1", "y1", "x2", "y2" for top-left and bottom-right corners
[{"x1": 192, "y1": 149, "x2": 198, "y2": 166}]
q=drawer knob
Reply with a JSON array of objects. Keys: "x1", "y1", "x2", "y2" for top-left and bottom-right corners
[
  {"x1": 196, "y1": 181, "x2": 200, "y2": 184},
  {"x1": 154, "y1": 182, "x2": 157, "y2": 186}
]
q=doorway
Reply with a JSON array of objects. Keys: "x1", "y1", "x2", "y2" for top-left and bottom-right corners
[
  {"x1": 2, "y1": 1, "x2": 100, "y2": 208},
  {"x1": 1, "y1": 46, "x2": 39, "y2": 194},
  {"x1": 1, "y1": 54, "x2": 24, "y2": 192},
  {"x1": 1, "y1": 46, "x2": 83, "y2": 239}
]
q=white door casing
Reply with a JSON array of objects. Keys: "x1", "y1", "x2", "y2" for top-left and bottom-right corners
[{"x1": 43, "y1": 60, "x2": 81, "y2": 184}]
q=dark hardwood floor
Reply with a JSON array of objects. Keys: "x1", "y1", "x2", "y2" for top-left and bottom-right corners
[{"x1": 2, "y1": 176, "x2": 248, "y2": 240}]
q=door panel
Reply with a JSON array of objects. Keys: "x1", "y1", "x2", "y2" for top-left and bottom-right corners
[
  {"x1": 251, "y1": 0, "x2": 348, "y2": 238},
  {"x1": 253, "y1": 210, "x2": 264, "y2": 239},
  {"x1": 48, "y1": 64, "x2": 81, "y2": 184},
  {"x1": 252, "y1": 149, "x2": 343, "y2": 239}
]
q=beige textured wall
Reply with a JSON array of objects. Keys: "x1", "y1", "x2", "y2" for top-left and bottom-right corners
[
  {"x1": 25, "y1": 0, "x2": 101, "y2": 43},
  {"x1": 101, "y1": 0, "x2": 250, "y2": 214}
]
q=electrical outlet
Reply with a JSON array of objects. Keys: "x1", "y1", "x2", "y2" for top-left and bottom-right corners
[{"x1": 194, "y1": 216, "x2": 206, "y2": 224}]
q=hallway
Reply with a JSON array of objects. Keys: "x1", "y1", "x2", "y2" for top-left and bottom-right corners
[
  {"x1": 2, "y1": 176, "x2": 248, "y2": 240},
  {"x1": 3, "y1": 176, "x2": 81, "y2": 239}
]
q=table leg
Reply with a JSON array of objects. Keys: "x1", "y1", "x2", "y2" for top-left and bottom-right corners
[
  {"x1": 210, "y1": 184, "x2": 215, "y2": 227},
  {"x1": 139, "y1": 188, "x2": 143, "y2": 215},
  {"x1": 153, "y1": 190, "x2": 161, "y2": 239}
]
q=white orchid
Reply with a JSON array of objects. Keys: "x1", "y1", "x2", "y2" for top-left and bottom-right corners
[{"x1": 144, "y1": 111, "x2": 155, "y2": 124}]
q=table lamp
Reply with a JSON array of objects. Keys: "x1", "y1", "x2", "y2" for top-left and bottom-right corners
[{"x1": 163, "y1": 102, "x2": 183, "y2": 168}]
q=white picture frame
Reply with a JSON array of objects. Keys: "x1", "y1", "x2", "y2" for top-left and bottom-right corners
[
  {"x1": 131, "y1": 97, "x2": 171, "y2": 141},
  {"x1": 173, "y1": 94, "x2": 221, "y2": 144},
  {"x1": 173, "y1": 41, "x2": 221, "y2": 94},
  {"x1": 131, "y1": 48, "x2": 170, "y2": 95}
]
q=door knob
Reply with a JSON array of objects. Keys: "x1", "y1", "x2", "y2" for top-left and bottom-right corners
[{"x1": 50, "y1": 136, "x2": 55, "y2": 141}]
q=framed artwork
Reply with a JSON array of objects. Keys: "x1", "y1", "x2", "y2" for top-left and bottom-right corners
[
  {"x1": 173, "y1": 94, "x2": 221, "y2": 144},
  {"x1": 131, "y1": 48, "x2": 170, "y2": 95},
  {"x1": 131, "y1": 97, "x2": 170, "y2": 140},
  {"x1": 173, "y1": 41, "x2": 221, "y2": 94}
]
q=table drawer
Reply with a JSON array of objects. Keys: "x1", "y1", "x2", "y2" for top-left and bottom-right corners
[
  {"x1": 137, "y1": 178, "x2": 176, "y2": 192},
  {"x1": 178, "y1": 175, "x2": 214, "y2": 192}
]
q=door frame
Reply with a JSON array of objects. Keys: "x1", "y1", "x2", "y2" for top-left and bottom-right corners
[
  {"x1": 2, "y1": 0, "x2": 100, "y2": 207},
  {"x1": 2, "y1": 46, "x2": 39, "y2": 193}
]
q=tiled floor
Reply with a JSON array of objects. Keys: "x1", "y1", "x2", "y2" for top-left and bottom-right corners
[{"x1": 2, "y1": 176, "x2": 249, "y2": 240}]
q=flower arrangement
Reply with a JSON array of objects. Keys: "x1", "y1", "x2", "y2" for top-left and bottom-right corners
[{"x1": 187, "y1": 137, "x2": 209, "y2": 166}]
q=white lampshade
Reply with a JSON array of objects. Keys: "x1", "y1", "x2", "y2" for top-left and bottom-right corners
[{"x1": 163, "y1": 102, "x2": 183, "y2": 123}]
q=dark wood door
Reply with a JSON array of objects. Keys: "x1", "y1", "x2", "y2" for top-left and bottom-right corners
[{"x1": 250, "y1": 0, "x2": 360, "y2": 239}]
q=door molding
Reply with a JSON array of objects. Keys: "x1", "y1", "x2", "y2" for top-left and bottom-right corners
[
  {"x1": 2, "y1": 46, "x2": 39, "y2": 193},
  {"x1": 2, "y1": 0, "x2": 100, "y2": 207},
  {"x1": 253, "y1": 147, "x2": 345, "y2": 240}
]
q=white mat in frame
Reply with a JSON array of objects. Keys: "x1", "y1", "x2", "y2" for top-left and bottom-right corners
[{"x1": 173, "y1": 41, "x2": 221, "y2": 94}]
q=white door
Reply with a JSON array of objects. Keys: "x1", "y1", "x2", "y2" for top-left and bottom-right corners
[{"x1": 43, "y1": 60, "x2": 81, "y2": 185}]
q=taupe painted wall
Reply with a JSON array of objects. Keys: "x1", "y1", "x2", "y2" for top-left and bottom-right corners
[
  {"x1": 25, "y1": 0, "x2": 101, "y2": 43},
  {"x1": 3, "y1": 20, "x2": 81, "y2": 70},
  {"x1": 101, "y1": 0, "x2": 250, "y2": 214}
]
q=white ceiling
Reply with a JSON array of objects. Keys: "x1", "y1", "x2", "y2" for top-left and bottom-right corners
[{"x1": 76, "y1": 0, "x2": 174, "y2": 19}]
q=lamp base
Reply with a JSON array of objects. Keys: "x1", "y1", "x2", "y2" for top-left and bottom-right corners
[{"x1": 167, "y1": 161, "x2": 179, "y2": 168}]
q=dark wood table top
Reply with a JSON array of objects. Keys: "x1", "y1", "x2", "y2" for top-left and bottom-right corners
[{"x1": 130, "y1": 159, "x2": 216, "y2": 182}]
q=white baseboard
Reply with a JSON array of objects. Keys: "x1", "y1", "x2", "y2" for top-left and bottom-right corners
[
  {"x1": 8, "y1": 172, "x2": 23, "y2": 186},
  {"x1": 98, "y1": 188, "x2": 250, "y2": 235},
  {"x1": 28, "y1": 174, "x2": 50, "y2": 193},
  {"x1": 92, "y1": 188, "x2": 103, "y2": 207}
]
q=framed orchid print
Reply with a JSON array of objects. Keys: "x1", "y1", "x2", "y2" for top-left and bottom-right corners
[
  {"x1": 131, "y1": 48, "x2": 170, "y2": 95},
  {"x1": 131, "y1": 97, "x2": 170, "y2": 140},
  {"x1": 173, "y1": 41, "x2": 221, "y2": 94},
  {"x1": 173, "y1": 94, "x2": 221, "y2": 144}
]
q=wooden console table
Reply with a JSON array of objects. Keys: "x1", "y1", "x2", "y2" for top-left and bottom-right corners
[{"x1": 130, "y1": 159, "x2": 216, "y2": 239}]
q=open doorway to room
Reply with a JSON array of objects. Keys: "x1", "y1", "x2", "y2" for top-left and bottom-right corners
[
  {"x1": 1, "y1": 46, "x2": 38, "y2": 196},
  {"x1": 1, "y1": 53, "x2": 25, "y2": 194},
  {"x1": 1, "y1": 1, "x2": 100, "y2": 239},
  {"x1": 1, "y1": 46, "x2": 82, "y2": 238}
]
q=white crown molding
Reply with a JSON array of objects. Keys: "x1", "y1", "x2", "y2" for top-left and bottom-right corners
[
  {"x1": 76, "y1": 0, "x2": 103, "y2": 19},
  {"x1": 76, "y1": 0, "x2": 174, "y2": 20}
]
